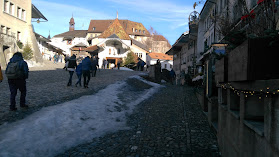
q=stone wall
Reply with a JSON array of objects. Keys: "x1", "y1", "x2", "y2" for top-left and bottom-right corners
[{"x1": 217, "y1": 87, "x2": 279, "y2": 157}]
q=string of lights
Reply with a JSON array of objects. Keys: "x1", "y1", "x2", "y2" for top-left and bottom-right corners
[{"x1": 217, "y1": 83, "x2": 279, "y2": 99}]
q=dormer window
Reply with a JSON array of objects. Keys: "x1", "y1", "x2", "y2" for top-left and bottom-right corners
[
  {"x1": 93, "y1": 27, "x2": 96, "y2": 31},
  {"x1": 135, "y1": 29, "x2": 137, "y2": 32},
  {"x1": 143, "y1": 30, "x2": 145, "y2": 34},
  {"x1": 139, "y1": 30, "x2": 141, "y2": 33}
]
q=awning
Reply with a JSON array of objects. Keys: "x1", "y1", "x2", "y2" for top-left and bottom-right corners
[{"x1": 32, "y1": 4, "x2": 47, "y2": 21}]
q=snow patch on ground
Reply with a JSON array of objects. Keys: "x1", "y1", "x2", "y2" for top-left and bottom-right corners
[
  {"x1": 0, "y1": 76, "x2": 162, "y2": 157},
  {"x1": 113, "y1": 67, "x2": 134, "y2": 71}
]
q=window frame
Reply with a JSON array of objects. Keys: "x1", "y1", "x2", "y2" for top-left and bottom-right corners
[
  {"x1": 9, "y1": 2, "x2": 14, "y2": 15},
  {"x1": 4, "y1": 0, "x2": 9, "y2": 13}
]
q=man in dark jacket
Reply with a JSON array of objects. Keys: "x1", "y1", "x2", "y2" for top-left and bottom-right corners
[
  {"x1": 6, "y1": 52, "x2": 29, "y2": 111},
  {"x1": 82, "y1": 56, "x2": 92, "y2": 88},
  {"x1": 169, "y1": 69, "x2": 176, "y2": 85},
  {"x1": 67, "y1": 54, "x2": 77, "y2": 86},
  {"x1": 91, "y1": 56, "x2": 98, "y2": 77}
]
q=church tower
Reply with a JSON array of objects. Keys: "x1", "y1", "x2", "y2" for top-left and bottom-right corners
[
  {"x1": 69, "y1": 15, "x2": 75, "y2": 31},
  {"x1": 47, "y1": 30, "x2": 51, "y2": 39}
]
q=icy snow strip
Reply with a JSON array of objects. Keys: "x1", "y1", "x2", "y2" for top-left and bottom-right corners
[
  {"x1": 0, "y1": 76, "x2": 163, "y2": 157},
  {"x1": 113, "y1": 67, "x2": 134, "y2": 71}
]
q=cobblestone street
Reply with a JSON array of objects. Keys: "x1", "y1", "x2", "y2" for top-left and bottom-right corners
[
  {"x1": 0, "y1": 61, "x2": 219, "y2": 156},
  {"x1": 57, "y1": 83, "x2": 219, "y2": 157},
  {"x1": 0, "y1": 61, "x2": 143, "y2": 125}
]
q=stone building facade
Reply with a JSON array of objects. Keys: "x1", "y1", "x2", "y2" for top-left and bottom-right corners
[
  {"x1": 195, "y1": 0, "x2": 279, "y2": 156},
  {"x1": 0, "y1": 1, "x2": 46, "y2": 68}
]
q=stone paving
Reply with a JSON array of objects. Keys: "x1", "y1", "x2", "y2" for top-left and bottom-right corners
[
  {"x1": 0, "y1": 60, "x2": 144, "y2": 125},
  {"x1": 57, "y1": 82, "x2": 220, "y2": 157},
  {"x1": 0, "y1": 61, "x2": 220, "y2": 156}
]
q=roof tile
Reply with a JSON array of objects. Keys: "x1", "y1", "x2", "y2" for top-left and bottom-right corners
[
  {"x1": 53, "y1": 30, "x2": 87, "y2": 38},
  {"x1": 98, "y1": 19, "x2": 131, "y2": 40},
  {"x1": 88, "y1": 19, "x2": 150, "y2": 36},
  {"x1": 148, "y1": 52, "x2": 173, "y2": 60}
]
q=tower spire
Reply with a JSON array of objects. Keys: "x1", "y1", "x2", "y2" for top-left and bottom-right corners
[
  {"x1": 48, "y1": 30, "x2": 51, "y2": 39},
  {"x1": 69, "y1": 15, "x2": 75, "y2": 31}
]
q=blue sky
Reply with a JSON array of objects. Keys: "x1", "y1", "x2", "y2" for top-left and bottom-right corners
[{"x1": 32, "y1": 0, "x2": 203, "y2": 45}]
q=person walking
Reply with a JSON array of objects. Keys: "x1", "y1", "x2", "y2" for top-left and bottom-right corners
[
  {"x1": 63, "y1": 54, "x2": 70, "y2": 70},
  {"x1": 117, "y1": 59, "x2": 122, "y2": 70},
  {"x1": 0, "y1": 64, "x2": 3, "y2": 83},
  {"x1": 75, "y1": 61, "x2": 82, "y2": 87},
  {"x1": 67, "y1": 54, "x2": 77, "y2": 86},
  {"x1": 137, "y1": 59, "x2": 141, "y2": 71},
  {"x1": 82, "y1": 56, "x2": 92, "y2": 88},
  {"x1": 155, "y1": 59, "x2": 161, "y2": 83},
  {"x1": 53, "y1": 53, "x2": 57, "y2": 64},
  {"x1": 102, "y1": 59, "x2": 107, "y2": 69},
  {"x1": 5, "y1": 52, "x2": 29, "y2": 111},
  {"x1": 96, "y1": 56, "x2": 100, "y2": 72},
  {"x1": 140, "y1": 60, "x2": 146, "y2": 71},
  {"x1": 91, "y1": 56, "x2": 98, "y2": 77},
  {"x1": 169, "y1": 69, "x2": 176, "y2": 85}
]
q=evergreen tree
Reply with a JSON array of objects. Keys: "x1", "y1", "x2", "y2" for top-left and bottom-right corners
[
  {"x1": 22, "y1": 43, "x2": 33, "y2": 60},
  {"x1": 124, "y1": 51, "x2": 137, "y2": 66}
]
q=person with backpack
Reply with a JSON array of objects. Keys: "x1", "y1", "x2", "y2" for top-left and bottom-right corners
[
  {"x1": 67, "y1": 54, "x2": 77, "y2": 86},
  {"x1": 0, "y1": 64, "x2": 3, "y2": 83},
  {"x1": 5, "y1": 52, "x2": 29, "y2": 111},
  {"x1": 82, "y1": 56, "x2": 92, "y2": 88}
]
